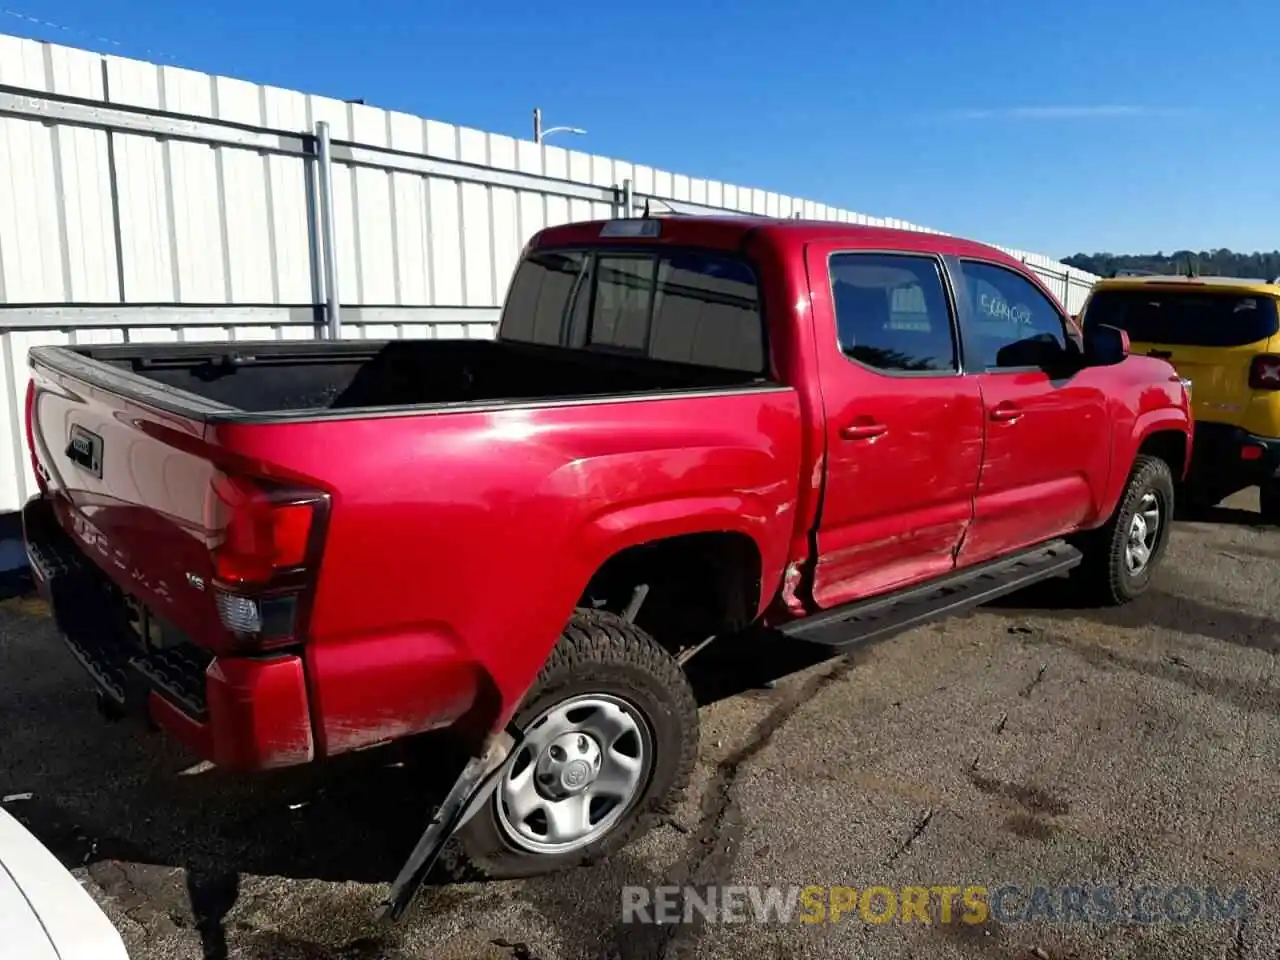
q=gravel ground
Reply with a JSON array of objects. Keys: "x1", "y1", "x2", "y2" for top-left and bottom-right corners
[{"x1": 3, "y1": 491, "x2": 1279, "y2": 960}]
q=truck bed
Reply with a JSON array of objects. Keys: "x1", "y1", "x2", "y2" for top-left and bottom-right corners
[{"x1": 52, "y1": 338, "x2": 766, "y2": 422}]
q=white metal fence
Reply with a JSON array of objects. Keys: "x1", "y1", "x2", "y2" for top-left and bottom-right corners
[{"x1": 0, "y1": 32, "x2": 1100, "y2": 513}]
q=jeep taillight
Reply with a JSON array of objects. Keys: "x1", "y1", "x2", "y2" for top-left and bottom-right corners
[
  {"x1": 1249, "y1": 355, "x2": 1280, "y2": 391},
  {"x1": 203, "y1": 471, "x2": 329, "y2": 649}
]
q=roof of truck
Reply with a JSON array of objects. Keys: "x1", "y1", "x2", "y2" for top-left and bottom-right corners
[{"x1": 531, "y1": 215, "x2": 1025, "y2": 269}]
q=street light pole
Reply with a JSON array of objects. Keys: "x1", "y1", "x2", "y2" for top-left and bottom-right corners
[{"x1": 532, "y1": 105, "x2": 586, "y2": 144}]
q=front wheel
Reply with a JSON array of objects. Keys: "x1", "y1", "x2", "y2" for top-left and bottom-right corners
[
  {"x1": 1072, "y1": 454, "x2": 1175, "y2": 605},
  {"x1": 447, "y1": 609, "x2": 698, "y2": 880}
]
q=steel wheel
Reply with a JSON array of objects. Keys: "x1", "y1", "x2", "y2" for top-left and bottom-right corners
[
  {"x1": 1124, "y1": 490, "x2": 1161, "y2": 574},
  {"x1": 495, "y1": 693, "x2": 654, "y2": 855}
]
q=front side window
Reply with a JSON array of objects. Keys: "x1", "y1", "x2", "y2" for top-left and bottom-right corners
[{"x1": 959, "y1": 260, "x2": 1071, "y2": 369}]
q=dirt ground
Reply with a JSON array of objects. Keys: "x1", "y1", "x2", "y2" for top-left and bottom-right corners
[{"x1": 3, "y1": 491, "x2": 1278, "y2": 960}]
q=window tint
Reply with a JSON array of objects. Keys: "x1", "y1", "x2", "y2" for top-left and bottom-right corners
[
  {"x1": 590, "y1": 256, "x2": 655, "y2": 351},
  {"x1": 829, "y1": 253, "x2": 957, "y2": 372},
  {"x1": 587, "y1": 253, "x2": 764, "y2": 372},
  {"x1": 648, "y1": 254, "x2": 764, "y2": 371},
  {"x1": 1082, "y1": 288, "x2": 1280, "y2": 348},
  {"x1": 500, "y1": 250, "x2": 589, "y2": 346},
  {"x1": 502, "y1": 248, "x2": 765, "y2": 373},
  {"x1": 959, "y1": 260, "x2": 1069, "y2": 369}
]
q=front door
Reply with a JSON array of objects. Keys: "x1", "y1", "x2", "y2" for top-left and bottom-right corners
[
  {"x1": 950, "y1": 257, "x2": 1110, "y2": 565},
  {"x1": 805, "y1": 245, "x2": 984, "y2": 609}
]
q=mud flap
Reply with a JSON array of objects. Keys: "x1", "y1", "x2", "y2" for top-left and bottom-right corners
[{"x1": 377, "y1": 729, "x2": 517, "y2": 922}]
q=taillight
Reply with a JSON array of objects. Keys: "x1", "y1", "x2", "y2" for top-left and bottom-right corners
[
  {"x1": 24, "y1": 379, "x2": 47, "y2": 493},
  {"x1": 203, "y1": 471, "x2": 329, "y2": 649},
  {"x1": 1249, "y1": 354, "x2": 1280, "y2": 390}
]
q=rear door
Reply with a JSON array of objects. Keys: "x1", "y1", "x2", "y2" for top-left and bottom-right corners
[
  {"x1": 951, "y1": 257, "x2": 1111, "y2": 564},
  {"x1": 805, "y1": 244, "x2": 984, "y2": 608},
  {"x1": 1080, "y1": 283, "x2": 1280, "y2": 437}
]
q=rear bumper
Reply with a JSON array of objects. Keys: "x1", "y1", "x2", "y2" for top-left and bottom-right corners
[
  {"x1": 1187, "y1": 422, "x2": 1280, "y2": 490},
  {"x1": 22, "y1": 495, "x2": 314, "y2": 771}
]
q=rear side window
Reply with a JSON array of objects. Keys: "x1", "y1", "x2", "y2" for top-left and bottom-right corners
[
  {"x1": 828, "y1": 253, "x2": 957, "y2": 373},
  {"x1": 1082, "y1": 289, "x2": 1280, "y2": 348},
  {"x1": 501, "y1": 248, "x2": 766, "y2": 373}
]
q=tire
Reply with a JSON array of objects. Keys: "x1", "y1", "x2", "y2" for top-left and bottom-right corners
[
  {"x1": 1072, "y1": 455, "x2": 1175, "y2": 605},
  {"x1": 1260, "y1": 479, "x2": 1280, "y2": 525},
  {"x1": 446, "y1": 608, "x2": 698, "y2": 880}
]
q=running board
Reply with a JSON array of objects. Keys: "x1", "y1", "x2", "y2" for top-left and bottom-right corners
[
  {"x1": 781, "y1": 540, "x2": 1083, "y2": 650},
  {"x1": 377, "y1": 730, "x2": 516, "y2": 923}
]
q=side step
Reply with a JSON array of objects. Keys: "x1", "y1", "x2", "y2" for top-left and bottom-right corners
[{"x1": 781, "y1": 540, "x2": 1083, "y2": 650}]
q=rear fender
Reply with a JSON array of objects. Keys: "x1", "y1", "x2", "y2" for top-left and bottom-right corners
[
  {"x1": 479, "y1": 493, "x2": 783, "y2": 740},
  {"x1": 578, "y1": 492, "x2": 787, "y2": 618}
]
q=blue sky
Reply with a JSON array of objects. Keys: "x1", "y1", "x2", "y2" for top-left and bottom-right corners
[{"x1": 3, "y1": 0, "x2": 1275, "y2": 258}]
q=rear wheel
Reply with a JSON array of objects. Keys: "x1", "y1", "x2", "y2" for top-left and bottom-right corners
[
  {"x1": 447, "y1": 609, "x2": 698, "y2": 880},
  {"x1": 1073, "y1": 455, "x2": 1174, "y2": 605}
]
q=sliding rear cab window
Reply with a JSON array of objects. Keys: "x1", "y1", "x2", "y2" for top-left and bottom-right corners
[{"x1": 500, "y1": 248, "x2": 767, "y2": 374}]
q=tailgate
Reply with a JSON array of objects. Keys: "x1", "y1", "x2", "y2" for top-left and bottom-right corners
[
  {"x1": 28, "y1": 350, "x2": 229, "y2": 652},
  {"x1": 1129, "y1": 341, "x2": 1254, "y2": 424}
]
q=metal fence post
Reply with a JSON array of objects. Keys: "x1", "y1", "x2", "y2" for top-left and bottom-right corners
[
  {"x1": 621, "y1": 178, "x2": 633, "y2": 218},
  {"x1": 314, "y1": 120, "x2": 342, "y2": 340}
]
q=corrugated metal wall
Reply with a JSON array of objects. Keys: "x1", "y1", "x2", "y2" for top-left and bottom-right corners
[{"x1": 0, "y1": 32, "x2": 1101, "y2": 513}]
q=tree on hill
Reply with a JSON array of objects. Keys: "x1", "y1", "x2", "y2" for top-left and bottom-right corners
[{"x1": 1063, "y1": 250, "x2": 1280, "y2": 280}]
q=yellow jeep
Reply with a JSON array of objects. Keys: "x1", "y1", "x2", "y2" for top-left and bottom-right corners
[{"x1": 1077, "y1": 274, "x2": 1280, "y2": 522}]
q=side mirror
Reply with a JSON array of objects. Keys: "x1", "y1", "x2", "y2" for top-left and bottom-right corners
[{"x1": 1084, "y1": 323, "x2": 1130, "y2": 366}]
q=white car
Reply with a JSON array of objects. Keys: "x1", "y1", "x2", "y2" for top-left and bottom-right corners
[{"x1": 0, "y1": 807, "x2": 130, "y2": 960}]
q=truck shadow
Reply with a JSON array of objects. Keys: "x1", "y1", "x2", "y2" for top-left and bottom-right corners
[
  {"x1": 16, "y1": 569, "x2": 1270, "y2": 959},
  {"x1": 1176, "y1": 502, "x2": 1273, "y2": 528},
  {"x1": 0, "y1": 598, "x2": 840, "y2": 958},
  {"x1": 982, "y1": 578, "x2": 1280, "y2": 654},
  {"x1": 683, "y1": 625, "x2": 835, "y2": 706}
]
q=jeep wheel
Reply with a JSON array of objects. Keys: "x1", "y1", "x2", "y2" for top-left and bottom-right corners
[
  {"x1": 447, "y1": 609, "x2": 698, "y2": 880},
  {"x1": 1073, "y1": 454, "x2": 1175, "y2": 605}
]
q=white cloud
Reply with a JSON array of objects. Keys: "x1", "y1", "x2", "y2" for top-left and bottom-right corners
[{"x1": 942, "y1": 105, "x2": 1187, "y2": 121}]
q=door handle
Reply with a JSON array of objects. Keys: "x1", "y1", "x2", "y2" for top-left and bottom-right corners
[
  {"x1": 840, "y1": 419, "x2": 888, "y2": 440},
  {"x1": 989, "y1": 404, "x2": 1022, "y2": 423}
]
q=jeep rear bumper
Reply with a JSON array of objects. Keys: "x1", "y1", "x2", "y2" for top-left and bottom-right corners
[{"x1": 1187, "y1": 422, "x2": 1280, "y2": 492}]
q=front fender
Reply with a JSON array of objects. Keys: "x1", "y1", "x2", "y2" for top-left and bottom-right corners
[{"x1": 1099, "y1": 407, "x2": 1192, "y2": 519}]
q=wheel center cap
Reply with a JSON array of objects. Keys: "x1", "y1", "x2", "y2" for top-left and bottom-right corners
[{"x1": 562, "y1": 758, "x2": 592, "y2": 790}]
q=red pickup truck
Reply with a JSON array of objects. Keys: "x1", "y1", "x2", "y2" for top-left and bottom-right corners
[{"x1": 23, "y1": 214, "x2": 1190, "y2": 915}]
